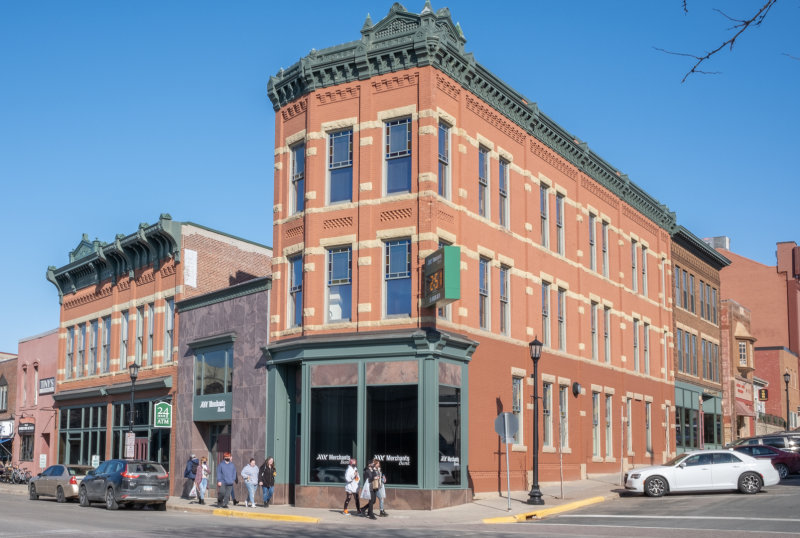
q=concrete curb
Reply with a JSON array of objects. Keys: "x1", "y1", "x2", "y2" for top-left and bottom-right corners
[
  {"x1": 482, "y1": 495, "x2": 609, "y2": 524},
  {"x1": 211, "y1": 507, "x2": 320, "y2": 523}
]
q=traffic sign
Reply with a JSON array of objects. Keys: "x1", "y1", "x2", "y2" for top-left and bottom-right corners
[{"x1": 494, "y1": 412, "x2": 518, "y2": 444}]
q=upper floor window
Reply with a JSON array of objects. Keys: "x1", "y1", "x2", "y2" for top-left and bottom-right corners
[
  {"x1": 66, "y1": 326, "x2": 74, "y2": 379},
  {"x1": 557, "y1": 287, "x2": 566, "y2": 351},
  {"x1": 677, "y1": 328, "x2": 684, "y2": 372},
  {"x1": 119, "y1": 311, "x2": 129, "y2": 370},
  {"x1": 540, "y1": 185, "x2": 549, "y2": 248},
  {"x1": 329, "y1": 129, "x2": 353, "y2": 203},
  {"x1": 712, "y1": 288, "x2": 718, "y2": 323},
  {"x1": 78, "y1": 323, "x2": 86, "y2": 375},
  {"x1": 641, "y1": 246, "x2": 648, "y2": 297},
  {"x1": 682, "y1": 270, "x2": 688, "y2": 310},
  {"x1": 499, "y1": 265, "x2": 510, "y2": 335},
  {"x1": 146, "y1": 303, "x2": 154, "y2": 366},
  {"x1": 644, "y1": 322, "x2": 650, "y2": 375},
  {"x1": 512, "y1": 376, "x2": 523, "y2": 444},
  {"x1": 478, "y1": 146, "x2": 489, "y2": 218},
  {"x1": 101, "y1": 315, "x2": 111, "y2": 373},
  {"x1": 89, "y1": 319, "x2": 98, "y2": 376},
  {"x1": 291, "y1": 143, "x2": 305, "y2": 212},
  {"x1": 689, "y1": 274, "x2": 696, "y2": 314},
  {"x1": 135, "y1": 306, "x2": 144, "y2": 366},
  {"x1": 588, "y1": 213, "x2": 597, "y2": 272},
  {"x1": 633, "y1": 319, "x2": 640, "y2": 372},
  {"x1": 590, "y1": 301, "x2": 599, "y2": 360},
  {"x1": 603, "y1": 306, "x2": 611, "y2": 364},
  {"x1": 542, "y1": 282, "x2": 551, "y2": 348},
  {"x1": 164, "y1": 298, "x2": 174, "y2": 363},
  {"x1": 327, "y1": 246, "x2": 352, "y2": 322},
  {"x1": 0, "y1": 380, "x2": 7, "y2": 412},
  {"x1": 498, "y1": 160, "x2": 509, "y2": 228},
  {"x1": 385, "y1": 239, "x2": 411, "y2": 317},
  {"x1": 738, "y1": 341, "x2": 748, "y2": 367},
  {"x1": 542, "y1": 382, "x2": 553, "y2": 448},
  {"x1": 385, "y1": 118, "x2": 411, "y2": 194},
  {"x1": 674, "y1": 265, "x2": 681, "y2": 308},
  {"x1": 559, "y1": 384, "x2": 569, "y2": 448},
  {"x1": 631, "y1": 239, "x2": 638, "y2": 293},
  {"x1": 601, "y1": 221, "x2": 609, "y2": 277},
  {"x1": 479, "y1": 257, "x2": 490, "y2": 330},
  {"x1": 438, "y1": 122, "x2": 450, "y2": 199},
  {"x1": 194, "y1": 344, "x2": 233, "y2": 396},
  {"x1": 556, "y1": 194, "x2": 565, "y2": 255},
  {"x1": 289, "y1": 255, "x2": 303, "y2": 328}
]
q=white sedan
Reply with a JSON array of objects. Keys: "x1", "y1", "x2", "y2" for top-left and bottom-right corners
[{"x1": 624, "y1": 449, "x2": 779, "y2": 497}]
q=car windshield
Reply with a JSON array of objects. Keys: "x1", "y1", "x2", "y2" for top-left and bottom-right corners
[
  {"x1": 68, "y1": 467, "x2": 91, "y2": 476},
  {"x1": 128, "y1": 463, "x2": 166, "y2": 474},
  {"x1": 663, "y1": 454, "x2": 690, "y2": 467}
]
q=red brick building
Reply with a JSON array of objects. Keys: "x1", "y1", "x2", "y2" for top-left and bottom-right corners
[
  {"x1": 0, "y1": 351, "x2": 18, "y2": 464},
  {"x1": 265, "y1": 3, "x2": 678, "y2": 508},
  {"x1": 46, "y1": 214, "x2": 271, "y2": 491}
]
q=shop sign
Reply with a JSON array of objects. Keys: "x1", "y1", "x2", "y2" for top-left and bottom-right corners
[
  {"x1": 0, "y1": 420, "x2": 13, "y2": 438},
  {"x1": 193, "y1": 393, "x2": 232, "y2": 422},
  {"x1": 18, "y1": 423, "x2": 34, "y2": 435},
  {"x1": 39, "y1": 377, "x2": 55, "y2": 395},
  {"x1": 421, "y1": 246, "x2": 461, "y2": 308},
  {"x1": 373, "y1": 453, "x2": 411, "y2": 467},
  {"x1": 153, "y1": 402, "x2": 172, "y2": 428},
  {"x1": 759, "y1": 388, "x2": 769, "y2": 401}
]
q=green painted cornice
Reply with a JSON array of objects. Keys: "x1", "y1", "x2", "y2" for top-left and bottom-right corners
[
  {"x1": 267, "y1": 2, "x2": 676, "y2": 232},
  {"x1": 672, "y1": 225, "x2": 731, "y2": 270},
  {"x1": 176, "y1": 276, "x2": 272, "y2": 314},
  {"x1": 46, "y1": 213, "x2": 183, "y2": 301}
]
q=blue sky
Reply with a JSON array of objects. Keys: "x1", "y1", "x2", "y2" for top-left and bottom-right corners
[{"x1": 1, "y1": 1, "x2": 798, "y2": 353}]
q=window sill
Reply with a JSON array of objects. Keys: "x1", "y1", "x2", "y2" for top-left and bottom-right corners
[
  {"x1": 511, "y1": 444, "x2": 527, "y2": 453},
  {"x1": 604, "y1": 456, "x2": 616, "y2": 463},
  {"x1": 591, "y1": 456, "x2": 603, "y2": 463},
  {"x1": 543, "y1": 446, "x2": 556, "y2": 453}
]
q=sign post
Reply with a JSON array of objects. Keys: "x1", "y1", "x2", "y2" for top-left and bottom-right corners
[{"x1": 494, "y1": 412, "x2": 518, "y2": 511}]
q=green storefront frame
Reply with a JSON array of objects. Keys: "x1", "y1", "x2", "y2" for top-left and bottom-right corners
[{"x1": 675, "y1": 380, "x2": 723, "y2": 452}]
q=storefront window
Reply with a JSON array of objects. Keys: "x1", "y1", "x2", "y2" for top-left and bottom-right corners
[
  {"x1": 195, "y1": 346, "x2": 233, "y2": 396},
  {"x1": 20, "y1": 434, "x2": 33, "y2": 461},
  {"x1": 58, "y1": 406, "x2": 107, "y2": 465},
  {"x1": 438, "y1": 386, "x2": 460, "y2": 485},
  {"x1": 366, "y1": 385, "x2": 418, "y2": 486},
  {"x1": 309, "y1": 386, "x2": 357, "y2": 483},
  {"x1": 111, "y1": 400, "x2": 171, "y2": 471}
]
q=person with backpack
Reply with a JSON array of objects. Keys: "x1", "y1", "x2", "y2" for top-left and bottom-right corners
[
  {"x1": 181, "y1": 454, "x2": 199, "y2": 499},
  {"x1": 258, "y1": 456, "x2": 276, "y2": 507}
]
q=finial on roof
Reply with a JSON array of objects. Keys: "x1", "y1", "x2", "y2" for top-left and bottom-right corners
[
  {"x1": 421, "y1": 0, "x2": 433, "y2": 14},
  {"x1": 362, "y1": 12, "x2": 373, "y2": 29}
]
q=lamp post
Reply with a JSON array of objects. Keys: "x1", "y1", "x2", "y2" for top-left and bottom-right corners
[
  {"x1": 128, "y1": 362, "x2": 139, "y2": 434},
  {"x1": 784, "y1": 371, "x2": 791, "y2": 431},
  {"x1": 527, "y1": 338, "x2": 544, "y2": 505}
]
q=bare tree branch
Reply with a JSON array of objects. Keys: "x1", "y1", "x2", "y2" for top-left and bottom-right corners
[
  {"x1": 659, "y1": 0, "x2": 778, "y2": 83},
  {"x1": 783, "y1": 52, "x2": 800, "y2": 61}
]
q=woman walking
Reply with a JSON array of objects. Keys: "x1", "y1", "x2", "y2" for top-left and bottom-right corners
[
  {"x1": 194, "y1": 456, "x2": 209, "y2": 505},
  {"x1": 240, "y1": 458, "x2": 260, "y2": 508},
  {"x1": 258, "y1": 457, "x2": 276, "y2": 507}
]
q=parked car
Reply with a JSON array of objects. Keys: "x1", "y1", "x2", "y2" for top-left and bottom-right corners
[
  {"x1": 624, "y1": 449, "x2": 779, "y2": 497},
  {"x1": 728, "y1": 434, "x2": 800, "y2": 453},
  {"x1": 79, "y1": 459, "x2": 169, "y2": 510},
  {"x1": 732, "y1": 444, "x2": 800, "y2": 478},
  {"x1": 29, "y1": 464, "x2": 93, "y2": 503}
]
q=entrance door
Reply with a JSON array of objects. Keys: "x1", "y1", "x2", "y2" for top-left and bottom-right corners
[{"x1": 207, "y1": 422, "x2": 231, "y2": 496}]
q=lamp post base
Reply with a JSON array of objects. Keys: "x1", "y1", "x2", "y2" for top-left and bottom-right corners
[{"x1": 526, "y1": 486, "x2": 544, "y2": 505}]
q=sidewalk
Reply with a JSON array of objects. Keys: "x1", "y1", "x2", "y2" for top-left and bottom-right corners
[{"x1": 1, "y1": 474, "x2": 624, "y2": 526}]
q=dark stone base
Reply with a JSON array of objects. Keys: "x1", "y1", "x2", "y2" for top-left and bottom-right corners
[{"x1": 294, "y1": 485, "x2": 472, "y2": 510}]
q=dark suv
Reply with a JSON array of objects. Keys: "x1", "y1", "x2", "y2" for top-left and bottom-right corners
[
  {"x1": 728, "y1": 434, "x2": 800, "y2": 453},
  {"x1": 79, "y1": 459, "x2": 169, "y2": 510}
]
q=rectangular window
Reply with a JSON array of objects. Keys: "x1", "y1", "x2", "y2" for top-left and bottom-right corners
[
  {"x1": 605, "y1": 394, "x2": 613, "y2": 457},
  {"x1": 328, "y1": 129, "x2": 353, "y2": 203},
  {"x1": 660, "y1": 258, "x2": 667, "y2": 307},
  {"x1": 135, "y1": 307, "x2": 143, "y2": 365},
  {"x1": 542, "y1": 282, "x2": 551, "y2": 347},
  {"x1": 0, "y1": 384, "x2": 6, "y2": 412},
  {"x1": 194, "y1": 345, "x2": 234, "y2": 396},
  {"x1": 89, "y1": 319, "x2": 97, "y2": 375},
  {"x1": 66, "y1": 326, "x2": 74, "y2": 379},
  {"x1": 633, "y1": 319, "x2": 640, "y2": 372},
  {"x1": 101, "y1": 315, "x2": 111, "y2": 373},
  {"x1": 542, "y1": 382, "x2": 553, "y2": 448},
  {"x1": 701, "y1": 339, "x2": 707, "y2": 378},
  {"x1": 164, "y1": 298, "x2": 174, "y2": 363},
  {"x1": 601, "y1": 221, "x2": 609, "y2": 277},
  {"x1": 631, "y1": 239, "x2": 638, "y2": 292},
  {"x1": 499, "y1": 265, "x2": 510, "y2": 335},
  {"x1": 559, "y1": 384, "x2": 569, "y2": 449},
  {"x1": 310, "y1": 386, "x2": 357, "y2": 483},
  {"x1": 699, "y1": 280, "x2": 706, "y2": 319},
  {"x1": 120, "y1": 310, "x2": 128, "y2": 370},
  {"x1": 498, "y1": 159, "x2": 509, "y2": 228},
  {"x1": 663, "y1": 330, "x2": 669, "y2": 379},
  {"x1": 691, "y1": 333, "x2": 698, "y2": 376},
  {"x1": 592, "y1": 392, "x2": 600, "y2": 457},
  {"x1": 146, "y1": 302, "x2": 154, "y2": 366},
  {"x1": 603, "y1": 306, "x2": 611, "y2": 364},
  {"x1": 641, "y1": 246, "x2": 648, "y2": 297},
  {"x1": 674, "y1": 265, "x2": 681, "y2": 308},
  {"x1": 367, "y1": 385, "x2": 419, "y2": 485},
  {"x1": 646, "y1": 401, "x2": 652, "y2": 453},
  {"x1": 512, "y1": 376, "x2": 523, "y2": 445},
  {"x1": 386, "y1": 118, "x2": 411, "y2": 194},
  {"x1": 589, "y1": 214, "x2": 597, "y2": 272},
  {"x1": 590, "y1": 301, "x2": 598, "y2": 360},
  {"x1": 385, "y1": 239, "x2": 411, "y2": 317},
  {"x1": 438, "y1": 386, "x2": 461, "y2": 485},
  {"x1": 291, "y1": 142, "x2": 305, "y2": 212},
  {"x1": 478, "y1": 146, "x2": 489, "y2": 218},
  {"x1": 626, "y1": 397, "x2": 633, "y2": 454},
  {"x1": 689, "y1": 274, "x2": 696, "y2": 313},
  {"x1": 712, "y1": 288, "x2": 718, "y2": 324},
  {"x1": 677, "y1": 328, "x2": 684, "y2": 372},
  {"x1": 438, "y1": 122, "x2": 450, "y2": 198},
  {"x1": 540, "y1": 185, "x2": 549, "y2": 248},
  {"x1": 682, "y1": 270, "x2": 688, "y2": 311},
  {"x1": 289, "y1": 255, "x2": 303, "y2": 327},
  {"x1": 327, "y1": 246, "x2": 352, "y2": 322},
  {"x1": 557, "y1": 287, "x2": 566, "y2": 351},
  {"x1": 685, "y1": 330, "x2": 692, "y2": 374},
  {"x1": 706, "y1": 283, "x2": 712, "y2": 320},
  {"x1": 739, "y1": 341, "x2": 748, "y2": 367},
  {"x1": 556, "y1": 194, "x2": 565, "y2": 255},
  {"x1": 713, "y1": 343, "x2": 720, "y2": 382},
  {"x1": 479, "y1": 257, "x2": 490, "y2": 330},
  {"x1": 20, "y1": 434, "x2": 33, "y2": 461},
  {"x1": 644, "y1": 322, "x2": 650, "y2": 375},
  {"x1": 78, "y1": 323, "x2": 86, "y2": 376}
]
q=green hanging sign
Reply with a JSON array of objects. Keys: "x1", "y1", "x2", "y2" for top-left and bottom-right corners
[
  {"x1": 422, "y1": 246, "x2": 461, "y2": 308},
  {"x1": 154, "y1": 401, "x2": 172, "y2": 428}
]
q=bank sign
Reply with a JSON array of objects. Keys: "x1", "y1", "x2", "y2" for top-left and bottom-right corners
[
  {"x1": 193, "y1": 393, "x2": 232, "y2": 422},
  {"x1": 153, "y1": 402, "x2": 172, "y2": 428}
]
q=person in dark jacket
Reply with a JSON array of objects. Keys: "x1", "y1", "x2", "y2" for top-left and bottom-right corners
[
  {"x1": 216, "y1": 452, "x2": 237, "y2": 508},
  {"x1": 362, "y1": 458, "x2": 382, "y2": 520},
  {"x1": 181, "y1": 454, "x2": 199, "y2": 499},
  {"x1": 258, "y1": 456, "x2": 276, "y2": 507}
]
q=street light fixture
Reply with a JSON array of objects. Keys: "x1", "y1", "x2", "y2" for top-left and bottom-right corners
[
  {"x1": 784, "y1": 371, "x2": 791, "y2": 431},
  {"x1": 128, "y1": 362, "x2": 139, "y2": 434},
  {"x1": 527, "y1": 337, "x2": 544, "y2": 506}
]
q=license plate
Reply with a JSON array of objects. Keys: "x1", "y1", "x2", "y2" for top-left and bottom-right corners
[{"x1": 143, "y1": 485, "x2": 153, "y2": 492}]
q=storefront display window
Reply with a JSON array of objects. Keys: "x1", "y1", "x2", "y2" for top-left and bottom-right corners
[
  {"x1": 58, "y1": 406, "x2": 107, "y2": 465},
  {"x1": 366, "y1": 385, "x2": 418, "y2": 485},
  {"x1": 438, "y1": 386, "x2": 460, "y2": 485},
  {"x1": 309, "y1": 386, "x2": 357, "y2": 483},
  {"x1": 110, "y1": 400, "x2": 171, "y2": 470}
]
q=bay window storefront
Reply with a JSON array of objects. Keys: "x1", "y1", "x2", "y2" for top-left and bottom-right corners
[{"x1": 266, "y1": 329, "x2": 475, "y2": 509}]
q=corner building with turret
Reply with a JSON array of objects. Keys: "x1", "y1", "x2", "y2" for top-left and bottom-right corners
[{"x1": 266, "y1": 3, "x2": 678, "y2": 509}]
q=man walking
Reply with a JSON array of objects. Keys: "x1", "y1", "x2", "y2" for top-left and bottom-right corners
[
  {"x1": 216, "y1": 452, "x2": 237, "y2": 508},
  {"x1": 181, "y1": 454, "x2": 199, "y2": 499}
]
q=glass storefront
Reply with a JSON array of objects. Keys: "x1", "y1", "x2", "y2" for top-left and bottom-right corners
[
  {"x1": 675, "y1": 383, "x2": 722, "y2": 452},
  {"x1": 58, "y1": 406, "x2": 107, "y2": 465},
  {"x1": 309, "y1": 386, "x2": 357, "y2": 483},
  {"x1": 110, "y1": 399, "x2": 171, "y2": 470},
  {"x1": 366, "y1": 385, "x2": 418, "y2": 485}
]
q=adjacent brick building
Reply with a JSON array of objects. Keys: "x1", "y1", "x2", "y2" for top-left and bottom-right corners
[
  {"x1": 0, "y1": 351, "x2": 18, "y2": 464},
  {"x1": 719, "y1": 300, "x2": 757, "y2": 443},
  {"x1": 265, "y1": 3, "x2": 680, "y2": 508}
]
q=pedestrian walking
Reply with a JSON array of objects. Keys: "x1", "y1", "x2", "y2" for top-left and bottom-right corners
[
  {"x1": 342, "y1": 458, "x2": 361, "y2": 516},
  {"x1": 241, "y1": 458, "x2": 259, "y2": 508},
  {"x1": 181, "y1": 454, "x2": 199, "y2": 499},
  {"x1": 363, "y1": 458, "x2": 382, "y2": 520},
  {"x1": 194, "y1": 456, "x2": 209, "y2": 505},
  {"x1": 375, "y1": 459, "x2": 388, "y2": 517},
  {"x1": 216, "y1": 452, "x2": 237, "y2": 508},
  {"x1": 258, "y1": 456, "x2": 276, "y2": 507}
]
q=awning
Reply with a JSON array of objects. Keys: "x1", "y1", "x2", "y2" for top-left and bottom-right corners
[
  {"x1": 0, "y1": 438, "x2": 11, "y2": 444},
  {"x1": 735, "y1": 400, "x2": 756, "y2": 417}
]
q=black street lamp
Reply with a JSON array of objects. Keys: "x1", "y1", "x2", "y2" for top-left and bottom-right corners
[
  {"x1": 784, "y1": 371, "x2": 791, "y2": 431},
  {"x1": 527, "y1": 338, "x2": 544, "y2": 506},
  {"x1": 129, "y1": 362, "x2": 139, "y2": 434}
]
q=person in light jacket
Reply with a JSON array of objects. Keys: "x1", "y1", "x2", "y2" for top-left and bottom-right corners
[
  {"x1": 342, "y1": 458, "x2": 361, "y2": 516},
  {"x1": 194, "y1": 456, "x2": 209, "y2": 505},
  {"x1": 258, "y1": 456, "x2": 276, "y2": 507},
  {"x1": 216, "y1": 452, "x2": 237, "y2": 508},
  {"x1": 362, "y1": 458, "x2": 382, "y2": 520},
  {"x1": 241, "y1": 458, "x2": 259, "y2": 508}
]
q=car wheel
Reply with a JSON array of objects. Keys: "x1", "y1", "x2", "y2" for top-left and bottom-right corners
[
  {"x1": 154, "y1": 502, "x2": 167, "y2": 511},
  {"x1": 79, "y1": 486, "x2": 90, "y2": 507},
  {"x1": 56, "y1": 486, "x2": 66, "y2": 503},
  {"x1": 29, "y1": 483, "x2": 38, "y2": 500},
  {"x1": 105, "y1": 487, "x2": 119, "y2": 510},
  {"x1": 644, "y1": 475, "x2": 668, "y2": 497},
  {"x1": 775, "y1": 463, "x2": 789, "y2": 479},
  {"x1": 738, "y1": 472, "x2": 763, "y2": 494}
]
